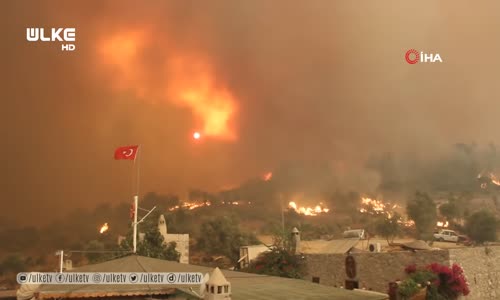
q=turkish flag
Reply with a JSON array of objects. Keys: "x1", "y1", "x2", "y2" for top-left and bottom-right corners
[{"x1": 114, "y1": 145, "x2": 139, "y2": 160}]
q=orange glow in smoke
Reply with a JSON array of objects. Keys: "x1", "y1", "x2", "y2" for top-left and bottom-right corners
[
  {"x1": 97, "y1": 30, "x2": 237, "y2": 140},
  {"x1": 263, "y1": 172, "x2": 272, "y2": 181},
  {"x1": 167, "y1": 56, "x2": 237, "y2": 140},
  {"x1": 193, "y1": 132, "x2": 201, "y2": 140},
  {"x1": 98, "y1": 31, "x2": 149, "y2": 98}
]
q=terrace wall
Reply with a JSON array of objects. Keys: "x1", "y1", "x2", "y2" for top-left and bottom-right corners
[
  {"x1": 305, "y1": 246, "x2": 500, "y2": 299},
  {"x1": 448, "y1": 246, "x2": 500, "y2": 299}
]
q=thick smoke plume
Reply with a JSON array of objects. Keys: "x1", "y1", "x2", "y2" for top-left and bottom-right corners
[{"x1": 2, "y1": 0, "x2": 500, "y2": 225}]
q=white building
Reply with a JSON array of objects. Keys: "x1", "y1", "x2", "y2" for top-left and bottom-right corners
[
  {"x1": 239, "y1": 227, "x2": 301, "y2": 269},
  {"x1": 238, "y1": 245, "x2": 271, "y2": 269},
  {"x1": 158, "y1": 214, "x2": 190, "y2": 264}
]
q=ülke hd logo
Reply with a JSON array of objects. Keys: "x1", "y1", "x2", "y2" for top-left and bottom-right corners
[
  {"x1": 405, "y1": 49, "x2": 442, "y2": 64},
  {"x1": 26, "y1": 28, "x2": 76, "y2": 51}
]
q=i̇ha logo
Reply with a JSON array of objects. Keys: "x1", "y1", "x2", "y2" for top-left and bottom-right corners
[
  {"x1": 405, "y1": 49, "x2": 442, "y2": 64},
  {"x1": 26, "y1": 28, "x2": 76, "y2": 51}
]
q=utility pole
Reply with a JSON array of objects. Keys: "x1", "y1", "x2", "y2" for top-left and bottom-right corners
[
  {"x1": 280, "y1": 193, "x2": 285, "y2": 233},
  {"x1": 133, "y1": 196, "x2": 138, "y2": 253},
  {"x1": 133, "y1": 145, "x2": 141, "y2": 254},
  {"x1": 133, "y1": 200, "x2": 157, "y2": 253}
]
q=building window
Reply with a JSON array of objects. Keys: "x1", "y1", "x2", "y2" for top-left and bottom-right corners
[
  {"x1": 206, "y1": 284, "x2": 209, "y2": 291},
  {"x1": 218, "y1": 286, "x2": 222, "y2": 294},
  {"x1": 211, "y1": 286, "x2": 214, "y2": 293},
  {"x1": 224, "y1": 285, "x2": 229, "y2": 293},
  {"x1": 312, "y1": 277, "x2": 320, "y2": 284}
]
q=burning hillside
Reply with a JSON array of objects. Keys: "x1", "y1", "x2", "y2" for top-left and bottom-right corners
[
  {"x1": 288, "y1": 201, "x2": 330, "y2": 216},
  {"x1": 478, "y1": 172, "x2": 500, "y2": 188},
  {"x1": 167, "y1": 200, "x2": 250, "y2": 211},
  {"x1": 359, "y1": 197, "x2": 415, "y2": 227},
  {"x1": 168, "y1": 202, "x2": 211, "y2": 211},
  {"x1": 359, "y1": 197, "x2": 400, "y2": 217},
  {"x1": 167, "y1": 194, "x2": 332, "y2": 217}
]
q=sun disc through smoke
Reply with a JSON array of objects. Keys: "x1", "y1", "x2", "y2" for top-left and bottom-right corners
[{"x1": 193, "y1": 132, "x2": 201, "y2": 140}]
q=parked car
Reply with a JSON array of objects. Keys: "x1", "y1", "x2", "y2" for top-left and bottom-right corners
[
  {"x1": 457, "y1": 234, "x2": 472, "y2": 246},
  {"x1": 433, "y1": 229, "x2": 459, "y2": 242}
]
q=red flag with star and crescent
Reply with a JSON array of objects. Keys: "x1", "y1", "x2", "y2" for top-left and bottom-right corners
[{"x1": 114, "y1": 145, "x2": 139, "y2": 160}]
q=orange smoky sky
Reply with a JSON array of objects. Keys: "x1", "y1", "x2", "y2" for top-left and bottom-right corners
[{"x1": 2, "y1": 0, "x2": 500, "y2": 225}]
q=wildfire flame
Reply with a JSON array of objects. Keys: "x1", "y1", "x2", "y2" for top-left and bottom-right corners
[
  {"x1": 359, "y1": 197, "x2": 400, "y2": 217},
  {"x1": 263, "y1": 172, "x2": 272, "y2": 181},
  {"x1": 168, "y1": 201, "x2": 212, "y2": 211},
  {"x1": 100, "y1": 223, "x2": 109, "y2": 234},
  {"x1": 98, "y1": 30, "x2": 237, "y2": 140},
  {"x1": 167, "y1": 200, "x2": 245, "y2": 212},
  {"x1": 478, "y1": 172, "x2": 500, "y2": 187},
  {"x1": 437, "y1": 221, "x2": 449, "y2": 228},
  {"x1": 288, "y1": 201, "x2": 330, "y2": 216},
  {"x1": 489, "y1": 173, "x2": 500, "y2": 186},
  {"x1": 403, "y1": 220, "x2": 415, "y2": 227},
  {"x1": 359, "y1": 197, "x2": 414, "y2": 227},
  {"x1": 360, "y1": 197, "x2": 387, "y2": 213}
]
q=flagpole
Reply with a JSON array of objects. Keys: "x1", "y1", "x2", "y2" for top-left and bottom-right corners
[
  {"x1": 136, "y1": 145, "x2": 141, "y2": 197},
  {"x1": 133, "y1": 145, "x2": 141, "y2": 254},
  {"x1": 133, "y1": 195, "x2": 138, "y2": 253}
]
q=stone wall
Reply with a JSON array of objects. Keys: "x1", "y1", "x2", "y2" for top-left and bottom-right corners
[
  {"x1": 449, "y1": 246, "x2": 500, "y2": 300},
  {"x1": 305, "y1": 246, "x2": 500, "y2": 299},
  {"x1": 304, "y1": 250, "x2": 450, "y2": 293},
  {"x1": 164, "y1": 234, "x2": 190, "y2": 264}
]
